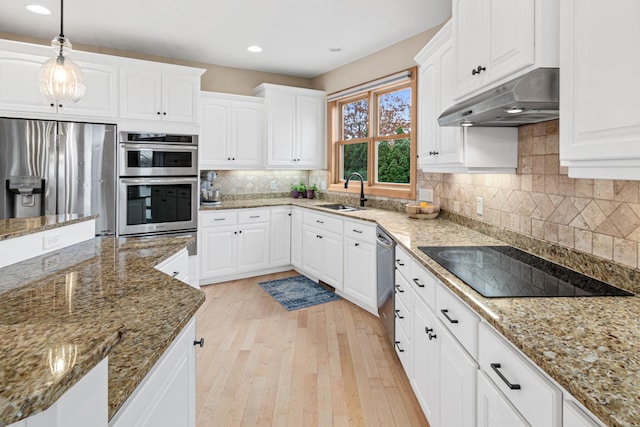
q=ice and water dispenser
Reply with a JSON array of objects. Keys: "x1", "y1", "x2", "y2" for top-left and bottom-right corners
[{"x1": 7, "y1": 176, "x2": 44, "y2": 218}]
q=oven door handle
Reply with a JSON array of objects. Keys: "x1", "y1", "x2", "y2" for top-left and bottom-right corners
[
  {"x1": 120, "y1": 143, "x2": 198, "y2": 152},
  {"x1": 119, "y1": 177, "x2": 198, "y2": 185}
]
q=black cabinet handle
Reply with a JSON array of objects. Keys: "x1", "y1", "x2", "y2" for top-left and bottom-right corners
[
  {"x1": 353, "y1": 229, "x2": 363, "y2": 233},
  {"x1": 440, "y1": 309, "x2": 459, "y2": 324},
  {"x1": 355, "y1": 243, "x2": 360, "y2": 247},
  {"x1": 428, "y1": 332, "x2": 437, "y2": 341},
  {"x1": 194, "y1": 338, "x2": 205, "y2": 347},
  {"x1": 394, "y1": 309, "x2": 404, "y2": 319},
  {"x1": 395, "y1": 284, "x2": 404, "y2": 293},
  {"x1": 249, "y1": 215, "x2": 260, "y2": 218},
  {"x1": 490, "y1": 363, "x2": 521, "y2": 390},
  {"x1": 429, "y1": 151, "x2": 439, "y2": 156},
  {"x1": 396, "y1": 259, "x2": 405, "y2": 266},
  {"x1": 172, "y1": 271, "x2": 179, "y2": 277},
  {"x1": 413, "y1": 278, "x2": 425, "y2": 288},
  {"x1": 316, "y1": 220, "x2": 324, "y2": 224},
  {"x1": 395, "y1": 341, "x2": 405, "y2": 352},
  {"x1": 472, "y1": 65, "x2": 486, "y2": 75}
]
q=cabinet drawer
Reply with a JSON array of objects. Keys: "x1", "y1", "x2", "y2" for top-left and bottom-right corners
[
  {"x1": 395, "y1": 246, "x2": 411, "y2": 280},
  {"x1": 394, "y1": 289, "x2": 412, "y2": 339},
  {"x1": 410, "y1": 259, "x2": 437, "y2": 310},
  {"x1": 394, "y1": 271, "x2": 413, "y2": 309},
  {"x1": 479, "y1": 322, "x2": 562, "y2": 427},
  {"x1": 394, "y1": 321, "x2": 412, "y2": 375},
  {"x1": 238, "y1": 209, "x2": 270, "y2": 224},
  {"x1": 343, "y1": 219, "x2": 376, "y2": 242},
  {"x1": 436, "y1": 283, "x2": 479, "y2": 359},
  {"x1": 200, "y1": 210, "x2": 238, "y2": 227},
  {"x1": 303, "y1": 210, "x2": 342, "y2": 234}
]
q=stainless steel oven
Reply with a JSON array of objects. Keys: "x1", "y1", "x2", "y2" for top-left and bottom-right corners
[
  {"x1": 118, "y1": 132, "x2": 198, "y2": 177},
  {"x1": 118, "y1": 177, "x2": 198, "y2": 236}
]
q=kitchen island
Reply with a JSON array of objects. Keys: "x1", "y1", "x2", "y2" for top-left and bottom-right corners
[
  {"x1": 0, "y1": 223, "x2": 204, "y2": 426},
  {"x1": 204, "y1": 198, "x2": 640, "y2": 427}
]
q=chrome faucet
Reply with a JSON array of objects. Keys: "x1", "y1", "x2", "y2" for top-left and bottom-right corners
[{"x1": 344, "y1": 172, "x2": 367, "y2": 207}]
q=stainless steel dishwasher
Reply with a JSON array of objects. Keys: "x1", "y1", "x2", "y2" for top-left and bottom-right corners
[{"x1": 376, "y1": 227, "x2": 396, "y2": 346}]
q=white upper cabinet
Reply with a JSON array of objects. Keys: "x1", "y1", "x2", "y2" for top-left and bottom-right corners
[
  {"x1": 452, "y1": 0, "x2": 558, "y2": 101},
  {"x1": 120, "y1": 66, "x2": 200, "y2": 123},
  {"x1": 559, "y1": 0, "x2": 640, "y2": 180},
  {"x1": 414, "y1": 21, "x2": 519, "y2": 174},
  {"x1": 253, "y1": 83, "x2": 325, "y2": 169},
  {"x1": 199, "y1": 92, "x2": 264, "y2": 169},
  {"x1": 0, "y1": 41, "x2": 117, "y2": 118}
]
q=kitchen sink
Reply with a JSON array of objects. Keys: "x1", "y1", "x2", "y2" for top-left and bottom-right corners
[{"x1": 318, "y1": 203, "x2": 359, "y2": 212}]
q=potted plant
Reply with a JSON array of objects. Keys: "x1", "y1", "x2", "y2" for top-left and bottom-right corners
[
  {"x1": 306, "y1": 183, "x2": 318, "y2": 199},
  {"x1": 290, "y1": 183, "x2": 300, "y2": 198},
  {"x1": 298, "y1": 181, "x2": 307, "y2": 198}
]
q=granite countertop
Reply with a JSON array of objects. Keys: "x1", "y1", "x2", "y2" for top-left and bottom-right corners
[
  {"x1": 0, "y1": 214, "x2": 97, "y2": 241},
  {"x1": 204, "y1": 198, "x2": 640, "y2": 427},
  {"x1": 0, "y1": 235, "x2": 205, "y2": 425}
]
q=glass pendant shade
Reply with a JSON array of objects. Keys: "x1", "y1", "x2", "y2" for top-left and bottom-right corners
[{"x1": 39, "y1": 36, "x2": 85, "y2": 103}]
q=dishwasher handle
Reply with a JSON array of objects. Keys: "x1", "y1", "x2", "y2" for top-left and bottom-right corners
[{"x1": 376, "y1": 232, "x2": 394, "y2": 248}]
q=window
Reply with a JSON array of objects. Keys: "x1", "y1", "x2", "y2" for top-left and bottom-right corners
[{"x1": 328, "y1": 69, "x2": 416, "y2": 199}]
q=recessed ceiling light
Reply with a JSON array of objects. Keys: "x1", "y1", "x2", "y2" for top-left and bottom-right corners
[
  {"x1": 328, "y1": 47, "x2": 343, "y2": 53},
  {"x1": 461, "y1": 121, "x2": 475, "y2": 127},
  {"x1": 505, "y1": 107, "x2": 524, "y2": 114},
  {"x1": 25, "y1": 4, "x2": 52, "y2": 15},
  {"x1": 247, "y1": 45, "x2": 262, "y2": 53}
]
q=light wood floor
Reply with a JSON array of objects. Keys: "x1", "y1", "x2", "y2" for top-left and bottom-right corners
[{"x1": 195, "y1": 270, "x2": 429, "y2": 427}]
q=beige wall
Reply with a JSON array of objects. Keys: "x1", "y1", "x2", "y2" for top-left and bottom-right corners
[
  {"x1": 0, "y1": 32, "x2": 311, "y2": 96},
  {"x1": 310, "y1": 24, "x2": 444, "y2": 94}
]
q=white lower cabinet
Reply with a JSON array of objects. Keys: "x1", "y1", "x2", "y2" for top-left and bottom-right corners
[
  {"x1": 438, "y1": 317, "x2": 478, "y2": 427},
  {"x1": 477, "y1": 370, "x2": 528, "y2": 427},
  {"x1": 342, "y1": 219, "x2": 378, "y2": 315},
  {"x1": 270, "y1": 207, "x2": 292, "y2": 267},
  {"x1": 563, "y1": 400, "x2": 602, "y2": 427},
  {"x1": 109, "y1": 319, "x2": 197, "y2": 427},
  {"x1": 412, "y1": 297, "x2": 440, "y2": 425},
  {"x1": 290, "y1": 208, "x2": 303, "y2": 269},
  {"x1": 199, "y1": 209, "x2": 272, "y2": 284},
  {"x1": 301, "y1": 210, "x2": 343, "y2": 290},
  {"x1": 155, "y1": 248, "x2": 191, "y2": 286}
]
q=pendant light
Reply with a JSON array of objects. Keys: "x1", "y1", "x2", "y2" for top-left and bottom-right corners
[{"x1": 38, "y1": 0, "x2": 85, "y2": 103}]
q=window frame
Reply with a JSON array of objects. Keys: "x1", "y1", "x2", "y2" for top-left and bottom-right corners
[{"x1": 327, "y1": 68, "x2": 417, "y2": 200}]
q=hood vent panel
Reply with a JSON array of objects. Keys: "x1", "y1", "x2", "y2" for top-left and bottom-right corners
[{"x1": 438, "y1": 68, "x2": 559, "y2": 127}]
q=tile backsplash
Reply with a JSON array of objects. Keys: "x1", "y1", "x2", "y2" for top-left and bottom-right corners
[
  {"x1": 206, "y1": 170, "x2": 310, "y2": 195},
  {"x1": 419, "y1": 120, "x2": 640, "y2": 270}
]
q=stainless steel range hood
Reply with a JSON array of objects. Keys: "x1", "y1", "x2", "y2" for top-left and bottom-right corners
[{"x1": 438, "y1": 68, "x2": 559, "y2": 127}]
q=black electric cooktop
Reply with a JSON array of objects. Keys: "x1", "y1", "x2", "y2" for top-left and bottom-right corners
[{"x1": 418, "y1": 246, "x2": 633, "y2": 298}]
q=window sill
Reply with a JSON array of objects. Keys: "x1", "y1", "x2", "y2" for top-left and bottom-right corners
[{"x1": 327, "y1": 183, "x2": 414, "y2": 200}]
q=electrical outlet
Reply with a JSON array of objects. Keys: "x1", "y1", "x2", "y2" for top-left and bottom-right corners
[
  {"x1": 43, "y1": 234, "x2": 61, "y2": 250},
  {"x1": 476, "y1": 197, "x2": 484, "y2": 216},
  {"x1": 454, "y1": 200, "x2": 460, "y2": 212},
  {"x1": 320, "y1": 181, "x2": 327, "y2": 191},
  {"x1": 270, "y1": 180, "x2": 277, "y2": 191},
  {"x1": 419, "y1": 189, "x2": 434, "y2": 202}
]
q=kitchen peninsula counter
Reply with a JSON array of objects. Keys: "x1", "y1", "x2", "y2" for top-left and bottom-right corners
[
  {"x1": 204, "y1": 197, "x2": 640, "y2": 427},
  {"x1": 0, "y1": 214, "x2": 96, "y2": 241},
  {"x1": 0, "y1": 235, "x2": 204, "y2": 425}
]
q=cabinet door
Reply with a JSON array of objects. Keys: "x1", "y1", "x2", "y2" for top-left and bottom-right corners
[
  {"x1": 412, "y1": 300, "x2": 440, "y2": 426},
  {"x1": 232, "y1": 101, "x2": 264, "y2": 168},
  {"x1": 199, "y1": 98, "x2": 231, "y2": 167},
  {"x1": 453, "y1": 0, "x2": 486, "y2": 98},
  {"x1": 0, "y1": 51, "x2": 56, "y2": 114},
  {"x1": 61, "y1": 61, "x2": 118, "y2": 118},
  {"x1": 237, "y1": 222, "x2": 270, "y2": 272},
  {"x1": 295, "y1": 94, "x2": 324, "y2": 168},
  {"x1": 417, "y1": 49, "x2": 439, "y2": 167},
  {"x1": 266, "y1": 92, "x2": 296, "y2": 167},
  {"x1": 560, "y1": 0, "x2": 640, "y2": 170},
  {"x1": 270, "y1": 208, "x2": 291, "y2": 267},
  {"x1": 200, "y1": 226, "x2": 237, "y2": 278},
  {"x1": 291, "y1": 208, "x2": 303, "y2": 269},
  {"x1": 322, "y1": 231, "x2": 343, "y2": 290},
  {"x1": 302, "y1": 225, "x2": 323, "y2": 280},
  {"x1": 439, "y1": 325, "x2": 477, "y2": 427},
  {"x1": 484, "y1": 0, "x2": 535, "y2": 87},
  {"x1": 343, "y1": 237, "x2": 376, "y2": 310},
  {"x1": 162, "y1": 72, "x2": 199, "y2": 123},
  {"x1": 120, "y1": 68, "x2": 162, "y2": 121},
  {"x1": 563, "y1": 401, "x2": 601, "y2": 427},
  {"x1": 478, "y1": 371, "x2": 528, "y2": 427}
]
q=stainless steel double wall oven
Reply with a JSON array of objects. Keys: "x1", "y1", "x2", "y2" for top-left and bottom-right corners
[{"x1": 118, "y1": 132, "x2": 198, "y2": 247}]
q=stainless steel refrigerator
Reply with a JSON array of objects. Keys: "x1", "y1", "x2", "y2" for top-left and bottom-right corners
[{"x1": 0, "y1": 118, "x2": 116, "y2": 235}]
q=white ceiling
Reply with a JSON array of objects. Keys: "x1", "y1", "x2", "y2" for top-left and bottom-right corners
[{"x1": 1, "y1": 0, "x2": 451, "y2": 78}]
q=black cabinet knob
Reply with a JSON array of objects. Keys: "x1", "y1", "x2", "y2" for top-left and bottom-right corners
[
  {"x1": 163, "y1": 112, "x2": 167, "y2": 115},
  {"x1": 194, "y1": 338, "x2": 205, "y2": 347},
  {"x1": 157, "y1": 111, "x2": 161, "y2": 115}
]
